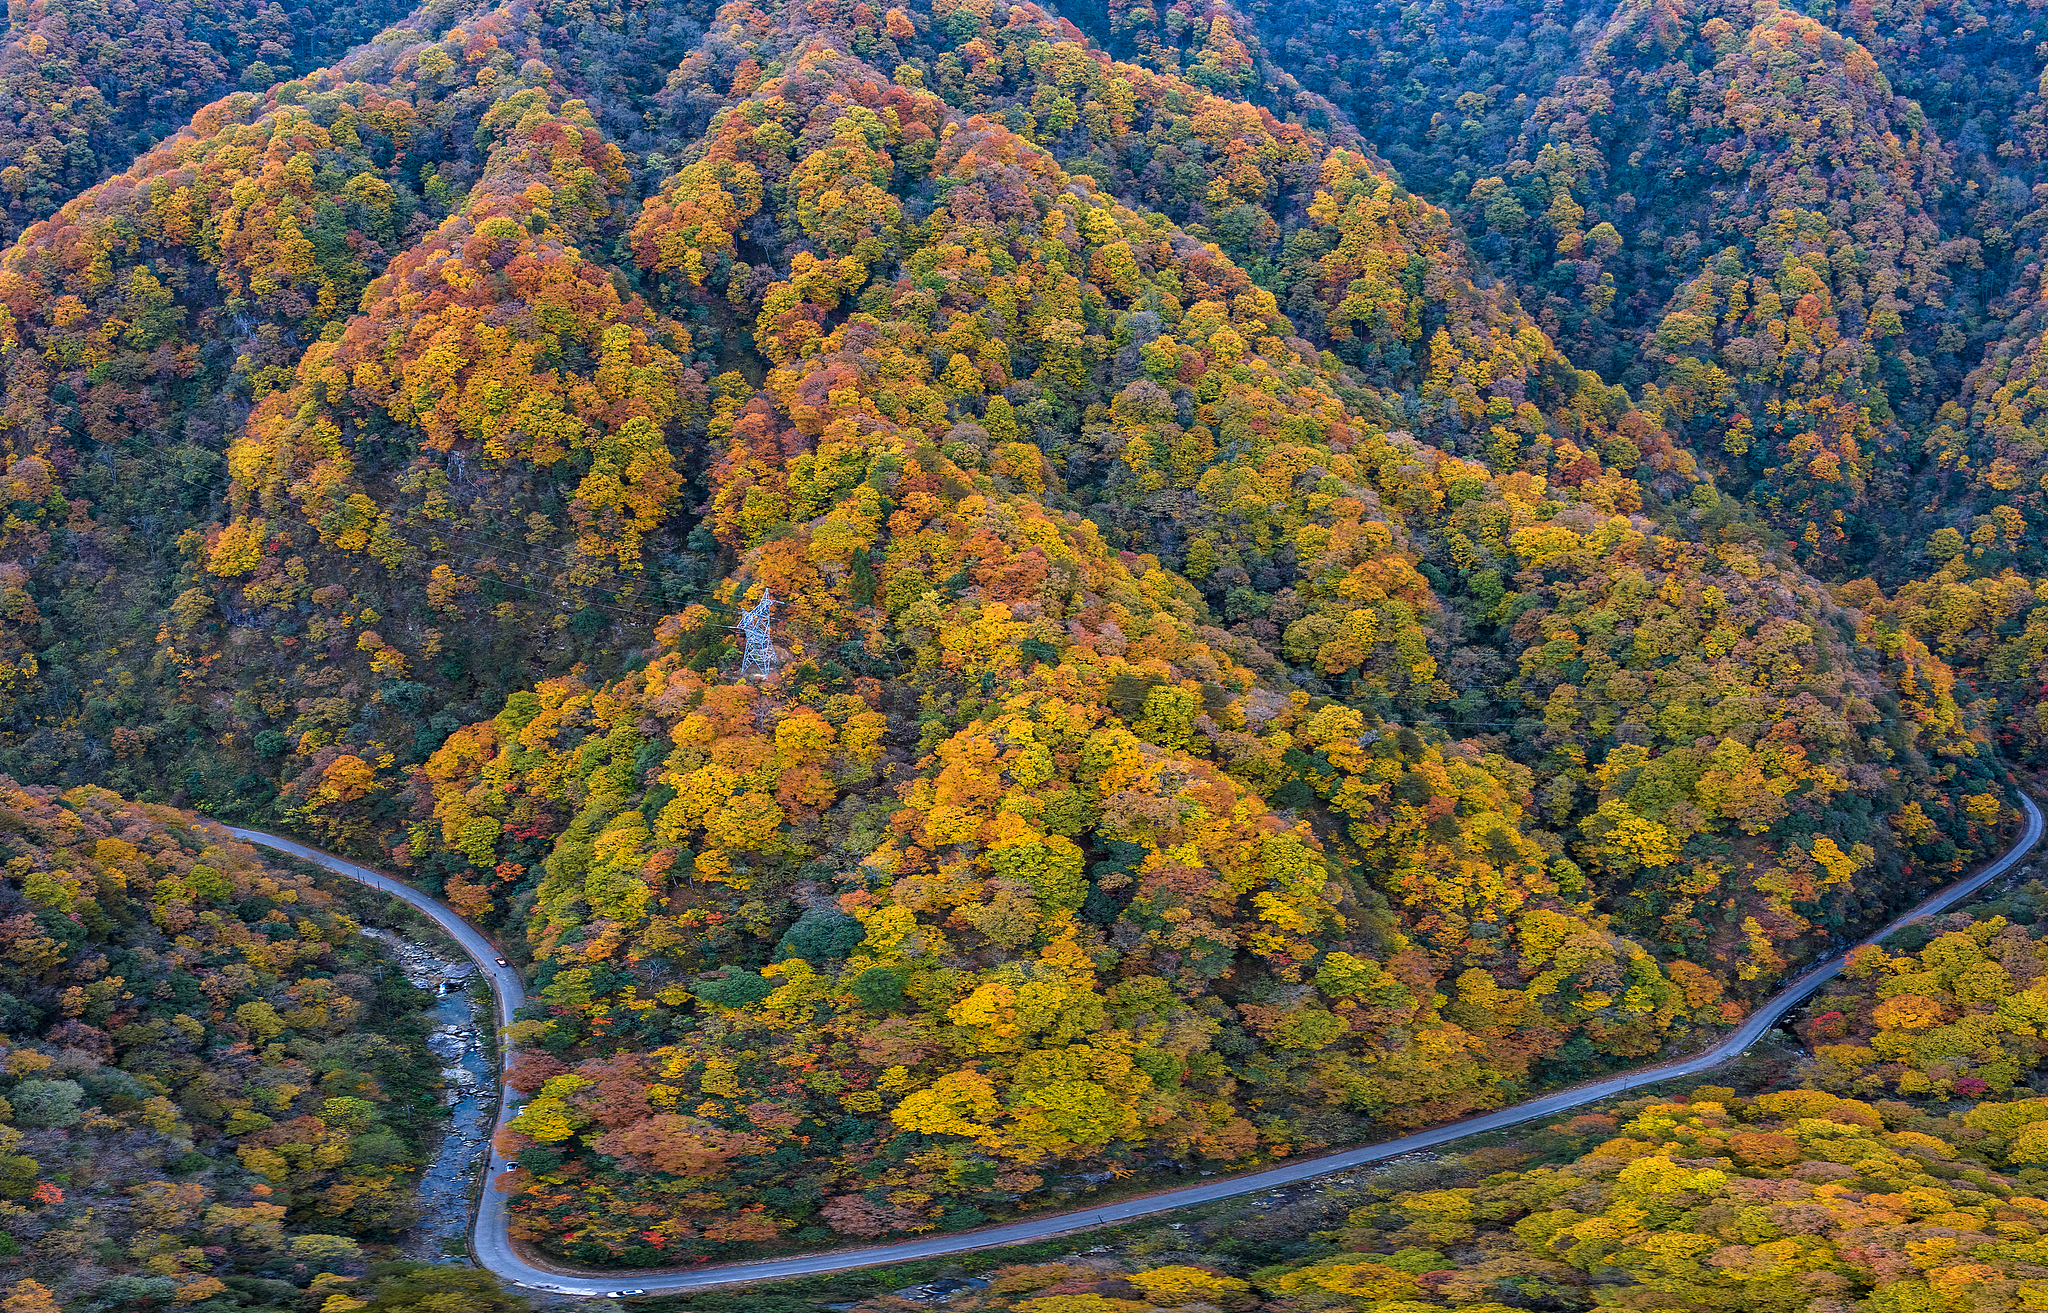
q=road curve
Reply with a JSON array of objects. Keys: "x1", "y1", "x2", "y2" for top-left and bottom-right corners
[{"x1": 212, "y1": 793, "x2": 2043, "y2": 1295}]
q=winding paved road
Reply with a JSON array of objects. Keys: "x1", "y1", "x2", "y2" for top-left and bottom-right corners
[{"x1": 214, "y1": 792, "x2": 2043, "y2": 1295}]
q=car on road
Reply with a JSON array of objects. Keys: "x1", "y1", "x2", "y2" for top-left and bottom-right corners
[
  {"x1": 604, "y1": 1292, "x2": 647, "y2": 1299},
  {"x1": 495, "y1": 956, "x2": 508, "y2": 965}
]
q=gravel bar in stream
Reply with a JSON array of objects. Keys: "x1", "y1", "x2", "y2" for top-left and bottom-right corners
[{"x1": 361, "y1": 927, "x2": 494, "y2": 1262}]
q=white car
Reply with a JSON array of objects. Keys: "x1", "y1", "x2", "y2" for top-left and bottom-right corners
[{"x1": 604, "y1": 1292, "x2": 647, "y2": 1299}]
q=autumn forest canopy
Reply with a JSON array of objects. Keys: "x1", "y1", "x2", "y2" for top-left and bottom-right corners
[{"x1": 0, "y1": 0, "x2": 2039, "y2": 1304}]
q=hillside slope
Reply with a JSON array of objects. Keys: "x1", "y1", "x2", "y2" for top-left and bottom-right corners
[
  {"x1": 0, "y1": 780, "x2": 453, "y2": 1305},
  {"x1": 0, "y1": 0, "x2": 2023, "y2": 1273}
]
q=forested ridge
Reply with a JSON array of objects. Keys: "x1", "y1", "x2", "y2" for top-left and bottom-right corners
[
  {"x1": 0, "y1": 0, "x2": 424, "y2": 243},
  {"x1": 910, "y1": 878, "x2": 2048, "y2": 1313},
  {"x1": 0, "y1": 0, "x2": 2030, "y2": 1301},
  {"x1": 0, "y1": 781, "x2": 484, "y2": 1309}
]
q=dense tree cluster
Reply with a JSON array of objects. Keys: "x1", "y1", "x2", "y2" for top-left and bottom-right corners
[
  {"x1": 0, "y1": 0, "x2": 418, "y2": 243},
  {"x1": 913, "y1": 1080, "x2": 2048, "y2": 1312},
  {"x1": 0, "y1": 781, "x2": 454, "y2": 1309},
  {"x1": 898, "y1": 884, "x2": 2048, "y2": 1313},
  {"x1": 0, "y1": 0, "x2": 2028, "y2": 1283},
  {"x1": 1221, "y1": 0, "x2": 2048, "y2": 587},
  {"x1": 0, "y1": 0, "x2": 736, "y2": 814},
  {"x1": 249, "y1": 0, "x2": 1992, "y2": 1263}
]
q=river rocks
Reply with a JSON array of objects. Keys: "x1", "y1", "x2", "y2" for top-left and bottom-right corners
[
  {"x1": 362, "y1": 926, "x2": 477, "y2": 993},
  {"x1": 358, "y1": 923, "x2": 495, "y2": 1262},
  {"x1": 889, "y1": 1277, "x2": 992, "y2": 1303},
  {"x1": 428, "y1": 1023, "x2": 474, "y2": 1064}
]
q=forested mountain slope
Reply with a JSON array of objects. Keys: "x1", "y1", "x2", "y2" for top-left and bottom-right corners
[
  {"x1": 1234, "y1": 0, "x2": 2048, "y2": 586},
  {"x1": 910, "y1": 883, "x2": 2048, "y2": 1313},
  {"x1": 0, "y1": 0, "x2": 425, "y2": 242},
  {"x1": 0, "y1": 0, "x2": 2026, "y2": 1284},
  {"x1": 0, "y1": 781, "x2": 456, "y2": 1306}
]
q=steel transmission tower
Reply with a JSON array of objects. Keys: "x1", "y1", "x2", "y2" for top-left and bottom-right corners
[{"x1": 734, "y1": 592, "x2": 777, "y2": 678}]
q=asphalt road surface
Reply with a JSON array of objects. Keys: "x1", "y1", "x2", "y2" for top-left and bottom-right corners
[{"x1": 214, "y1": 790, "x2": 2044, "y2": 1295}]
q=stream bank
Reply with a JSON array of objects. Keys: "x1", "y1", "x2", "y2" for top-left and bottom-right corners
[{"x1": 361, "y1": 926, "x2": 495, "y2": 1262}]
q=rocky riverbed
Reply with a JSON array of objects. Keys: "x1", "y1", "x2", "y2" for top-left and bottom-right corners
[{"x1": 361, "y1": 926, "x2": 494, "y2": 1261}]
